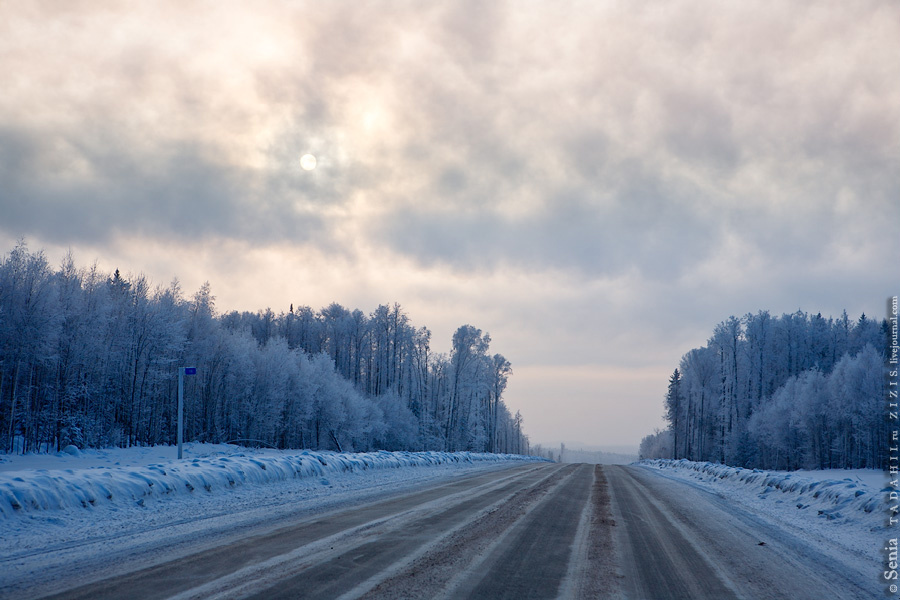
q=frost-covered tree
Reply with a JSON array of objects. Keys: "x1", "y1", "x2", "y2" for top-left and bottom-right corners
[
  {"x1": 0, "y1": 242, "x2": 61, "y2": 452},
  {"x1": 655, "y1": 310, "x2": 889, "y2": 470},
  {"x1": 639, "y1": 429, "x2": 673, "y2": 460},
  {"x1": 664, "y1": 369, "x2": 683, "y2": 459},
  {"x1": 0, "y1": 243, "x2": 531, "y2": 455}
]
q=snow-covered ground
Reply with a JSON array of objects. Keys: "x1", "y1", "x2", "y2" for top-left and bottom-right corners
[
  {"x1": 639, "y1": 459, "x2": 892, "y2": 562},
  {"x1": 0, "y1": 444, "x2": 536, "y2": 517},
  {"x1": 0, "y1": 444, "x2": 543, "y2": 595}
]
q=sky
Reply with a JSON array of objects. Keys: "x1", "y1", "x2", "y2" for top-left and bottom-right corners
[{"x1": 1, "y1": 1, "x2": 897, "y2": 451}]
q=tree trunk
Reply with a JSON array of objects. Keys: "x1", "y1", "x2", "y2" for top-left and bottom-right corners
[
  {"x1": 7, "y1": 360, "x2": 21, "y2": 453},
  {"x1": 329, "y1": 429, "x2": 343, "y2": 453}
]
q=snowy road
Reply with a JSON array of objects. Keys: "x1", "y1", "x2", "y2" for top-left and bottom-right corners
[
  {"x1": 28, "y1": 463, "x2": 610, "y2": 599},
  {"x1": 8, "y1": 461, "x2": 880, "y2": 599},
  {"x1": 607, "y1": 466, "x2": 878, "y2": 599}
]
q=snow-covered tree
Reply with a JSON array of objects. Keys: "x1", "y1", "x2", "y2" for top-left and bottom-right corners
[
  {"x1": 656, "y1": 310, "x2": 889, "y2": 469},
  {"x1": 0, "y1": 242, "x2": 531, "y2": 456}
]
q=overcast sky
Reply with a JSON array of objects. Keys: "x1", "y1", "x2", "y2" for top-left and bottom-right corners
[{"x1": 1, "y1": 1, "x2": 897, "y2": 450}]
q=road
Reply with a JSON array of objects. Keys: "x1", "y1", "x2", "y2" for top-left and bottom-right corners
[
  {"x1": 32, "y1": 463, "x2": 876, "y2": 599},
  {"x1": 605, "y1": 466, "x2": 877, "y2": 599}
]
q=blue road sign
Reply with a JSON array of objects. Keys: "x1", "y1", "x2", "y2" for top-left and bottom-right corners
[{"x1": 184, "y1": 367, "x2": 197, "y2": 375}]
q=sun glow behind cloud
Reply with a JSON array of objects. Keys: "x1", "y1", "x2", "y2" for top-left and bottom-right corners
[{"x1": 1, "y1": 0, "x2": 897, "y2": 447}]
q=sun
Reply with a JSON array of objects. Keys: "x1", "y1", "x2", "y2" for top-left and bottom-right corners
[{"x1": 300, "y1": 154, "x2": 317, "y2": 171}]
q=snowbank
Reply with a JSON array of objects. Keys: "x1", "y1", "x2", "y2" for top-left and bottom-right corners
[
  {"x1": 0, "y1": 446, "x2": 539, "y2": 518},
  {"x1": 641, "y1": 459, "x2": 888, "y2": 526}
]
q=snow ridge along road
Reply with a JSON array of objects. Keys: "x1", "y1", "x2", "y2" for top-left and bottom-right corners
[{"x1": 6, "y1": 460, "x2": 881, "y2": 599}]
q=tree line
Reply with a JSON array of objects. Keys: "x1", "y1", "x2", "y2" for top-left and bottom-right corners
[
  {"x1": 640, "y1": 309, "x2": 890, "y2": 470},
  {"x1": 0, "y1": 241, "x2": 530, "y2": 455}
]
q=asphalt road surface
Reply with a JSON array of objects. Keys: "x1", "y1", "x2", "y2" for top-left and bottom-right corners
[
  {"x1": 605, "y1": 466, "x2": 876, "y2": 599},
  {"x1": 34, "y1": 463, "x2": 876, "y2": 599}
]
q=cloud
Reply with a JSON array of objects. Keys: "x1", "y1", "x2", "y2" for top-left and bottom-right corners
[
  {"x1": 0, "y1": 122, "x2": 332, "y2": 246},
  {"x1": 373, "y1": 178, "x2": 722, "y2": 282},
  {"x1": 3, "y1": 1, "x2": 896, "y2": 259},
  {"x1": 1, "y1": 0, "x2": 897, "y2": 447}
]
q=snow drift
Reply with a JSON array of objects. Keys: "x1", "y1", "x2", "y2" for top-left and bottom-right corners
[
  {"x1": 0, "y1": 449, "x2": 538, "y2": 518},
  {"x1": 641, "y1": 459, "x2": 887, "y2": 524}
]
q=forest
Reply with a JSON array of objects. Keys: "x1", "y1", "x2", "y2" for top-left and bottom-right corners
[
  {"x1": 640, "y1": 309, "x2": 890, "y2": 470},
  {"x1": 0, "y1": 242, "x2": 530, "y2": 455}
]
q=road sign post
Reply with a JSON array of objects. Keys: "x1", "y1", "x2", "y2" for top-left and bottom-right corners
[{"x1": 178, "y1": 367, "x2": 196, "y2": 459}]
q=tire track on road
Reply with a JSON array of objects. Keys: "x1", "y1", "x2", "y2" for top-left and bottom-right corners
[
  {"x1": 561, "y1": 464, "x2": 620, "y2": 599},
  {"x1": 607, "y1": 465, "x2": 880, "y2": 600},
  {"x1": 448, "y1": 463, "x2": 595, "y2": 599},
  {"x1": 247, "y1": 464, "x2": 575, "y2": 599},
  {"x1": 38, "y1": 463, "x2": 549, "y2": 600},
  {"x1": 353, "y1": 463, "x2": 583, "y2": 599},
  {"x1": 607, "y1": 465, "x2": 741, "y2": 599}
]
